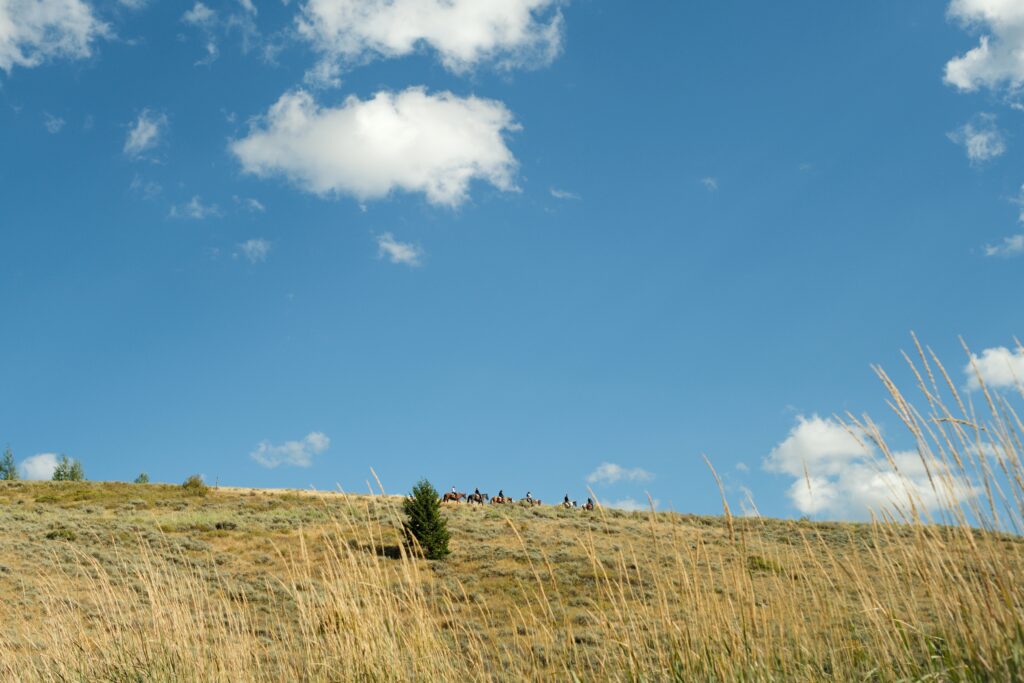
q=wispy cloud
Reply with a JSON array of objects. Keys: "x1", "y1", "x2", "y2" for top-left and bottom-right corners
[
  {"x1": 586, "y1": 462, "x2": 653, "y2": 485},
  {"x1": 129, "y1": 175, "x2": 162, "y2": 200},
  {"x1": 42, "y1": 112, "x2": 65, "y2": 134},
  {"x1": 985, "y1": 234, "x2": 1024, "y2": 257},
  {"x1": 377, "y1": 232, "x2": 422, "y2": 266},
  {"x1": 124, "y1": 109, "x2": 168, "y2": 159},
  {"x1": 550, "y1": 187, "x2": 580, "y2": 200},
  {"x1": 238, "y1": 238, "x2": 271, "y2": 263},
  {"x1": 170, "y1": 196, "x2": 220, "y2": 220},
  {"x1": 947, "y1": 113, "x2": 1006, "y2": 165},
  {"x1": 700, "y1": 177, "x2": 718, "y2": 191},
  {"x1": 250, "y1": 432, "x2": 329, "y2": 468},
  {"x1": 235, "y1": 196, "x2": 266, "y2": 212}
]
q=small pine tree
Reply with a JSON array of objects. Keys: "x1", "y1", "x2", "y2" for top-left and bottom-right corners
[
  {"x1": 0, "y1": 447, "x2": 18, "y2": 481},
  {"x1": 52, "y1": 455, "x2": 85, "y2": 482},
  {"x1": 402, "y1": 479, "x2": 450, "y2": 560},
  {"x1": 134, "y1": 472, "x2": 150, "y2": 484}
]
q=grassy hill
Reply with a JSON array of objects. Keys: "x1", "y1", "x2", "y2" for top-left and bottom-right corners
[{"x1": 1, "y1": 480, "x2": 1022, "y2": 681}]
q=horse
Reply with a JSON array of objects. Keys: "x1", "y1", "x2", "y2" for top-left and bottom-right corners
[
  {"x1": 521, "y1": 498, "x2": 542, "y2": 507},
  {"x1": 441, "y1": 492, "x2": 466, "y2": 503},
  {"x1": 583, "y1": 501, "x2": 594, "y2": 511},
  {"x1": 467, "y1": 492, "x2": 489, "y2": 505},
  {"x1": 490, "y1": 495, "x2": 510, "y2": 505}
]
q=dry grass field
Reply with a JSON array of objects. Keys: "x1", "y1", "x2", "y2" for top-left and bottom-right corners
[{"x1": 1, "y1": 343, "x2": 1023, "y2": 681}]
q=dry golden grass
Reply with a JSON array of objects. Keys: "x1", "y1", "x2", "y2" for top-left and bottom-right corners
[{"x1": 0, "y1": 339, "x2": 1022, "y2": 681}]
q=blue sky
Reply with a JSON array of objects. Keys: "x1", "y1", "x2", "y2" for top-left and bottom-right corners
[{"x1": 2, "y1": 0, "x2": 1023, "y2": 518}]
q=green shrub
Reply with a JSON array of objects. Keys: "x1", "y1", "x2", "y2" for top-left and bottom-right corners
[
  {"x1": 402, "y1": 479, "x2": 450, "y2": 560},
  {"x1": 134, "y1": 473, "x2": 150, "y2": 484},
  {"x1": 45, "y1": 528, "x2": 77, "y2": 542},
  {"x1": 182, "y1": 474, "x2": 208, "y2": 496}
]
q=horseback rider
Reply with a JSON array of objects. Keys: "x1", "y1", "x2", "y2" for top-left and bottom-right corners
[
  {"x1": 474, "y1": 487, "x2": 480, "y2": 496},
  {"x1": 498, "y1": 489, "x2": 504, "y2": 499},
  {"x1": 526, "y1": 491, "x2": 532, "y2": 502},
  {"x1": 563, "y1": 494, "x2": 570, "y2": 505}
]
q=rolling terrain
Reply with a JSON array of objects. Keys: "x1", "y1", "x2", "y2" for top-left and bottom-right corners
[{"x1": 0, "y1": 479, "x2": 1022, "y2": 681}]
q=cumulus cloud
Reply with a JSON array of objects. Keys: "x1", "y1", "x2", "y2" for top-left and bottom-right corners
[
  {"x1": 231, "y1": 87, "x2": 519, "y2": 207},
  {"x1": 0, "y1": 0, "x2": 108, "y2": 73},
  {"x1": 297, "y1": 0, "x2": 563, "y2": 78},
  {"x1": 250, "y1": 431, "x2": 329, "y2": 468},
  {"x1": 124, "y1": 109, "x2": 168, "y2": 159},
  {"x1": 945, "y1": 0, "x2": 1024, "y2": 92},
  {"x1": 763, "y1": 415, "x2": 977, "y2": 519},
  {"x1": 238, "y1": 237, "x2": 271, "y2": 263},
  {"x1": 947, "y1": 113, "x2": 1006, "y2": 163},
  {"x1": 170, "y1": 196, "x2": 220, "y2": 219},
  {"x1": 376, "y1": 232, "x2": 422, "y2": 266},
  {"x1": 964, "y1": 345, "x2": 1024, "y2": 390},
  {"x1": 586, "y1": 462, "x2": 654, "y2": 486},
  {"x1": 20, "y1": 453, "x2": 58, "y2": 480}
]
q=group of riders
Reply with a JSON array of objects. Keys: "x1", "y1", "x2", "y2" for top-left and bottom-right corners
[{"x1": 445, "y1": 486, "x2": 595, "y2": 511}]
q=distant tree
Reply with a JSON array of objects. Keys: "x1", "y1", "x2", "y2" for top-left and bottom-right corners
[
  {"x1": 182, "y1": 474, "x2": 208, "y2": 496},
  {"x1": 402, "y1": 479, "x2": 450, "y2": 560},
  {"x1": 52, "y1": 455, "x2": 85, "y2": 482},
  {"x1": 0, "y1": 447, "x2": 18, "y2": 481},
  {"x1": 134, "y1": 473, "x2": 150, "y2": 484}
]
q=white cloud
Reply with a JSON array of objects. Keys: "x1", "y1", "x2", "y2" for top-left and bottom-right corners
[
  {"x1": 20, "y1": 453, "x2": 58, "y2": 480},
  {"x1": 238, "y1": 237, "x2": 271, "y2": 263},
  {"x1": 947, "y1": 114, "x2": 1006, "y2": 164},
  {"x1": 250, "y1": 431, "x2": 329, "y2": 468},
  {"x1": 376, "y1": 232, "x2": 422, "y2": 266},
  {"x1": 170, "y1": 196, "x2": 220, "y2": 219},
  {"x1": 231, "y1": 87, "x2": 519, "y2": 207},
  {"x1": 129, "y1": 174, "x2": 162, "y2": 199},
  {"x1": 183, "y1": 2, "x2": 216, "y2": 27},
  {"x1": 0, "y1": 0, "x2": 108, "y2": 73},
  {"x1": 763, "y1": 415, "x2": 977, "y2": 518},
  {"x1": 985, "y1": 233, "x2": 1024, "y2": 256},
  {"x1": 945, "y1": 0, "x2": 1024, "y2": 92},
  {"x1": 42, "y1": 112, "x2": 65, "y2": 133},
  {"x1": 964, "y1": 345, "x2": 1024, "y2": 390},
  {"x1": 549, "y1": 187, "x2": 579, "y2": 200},
  {"x1": 239, "y1": 196, "x2": 265, "y2": 212},
  {"x1": 586, "y1": 462, "x2": 654, "y2": 485},
  {"x1": 124, "y1": 109, "x2": 168, "y2": 159},
  {"x1": 607, "y1": 497, "x2": 659, "y2": 512},
  {"x1": 701, "y1": 177, "x2": 718, "y2": 191},
  {"x1": 297, "y1": 0, "x2": 563, "y2": 78},
  {"x1": 735, "y1": 462, "x2": 749, "y2": 472}
]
